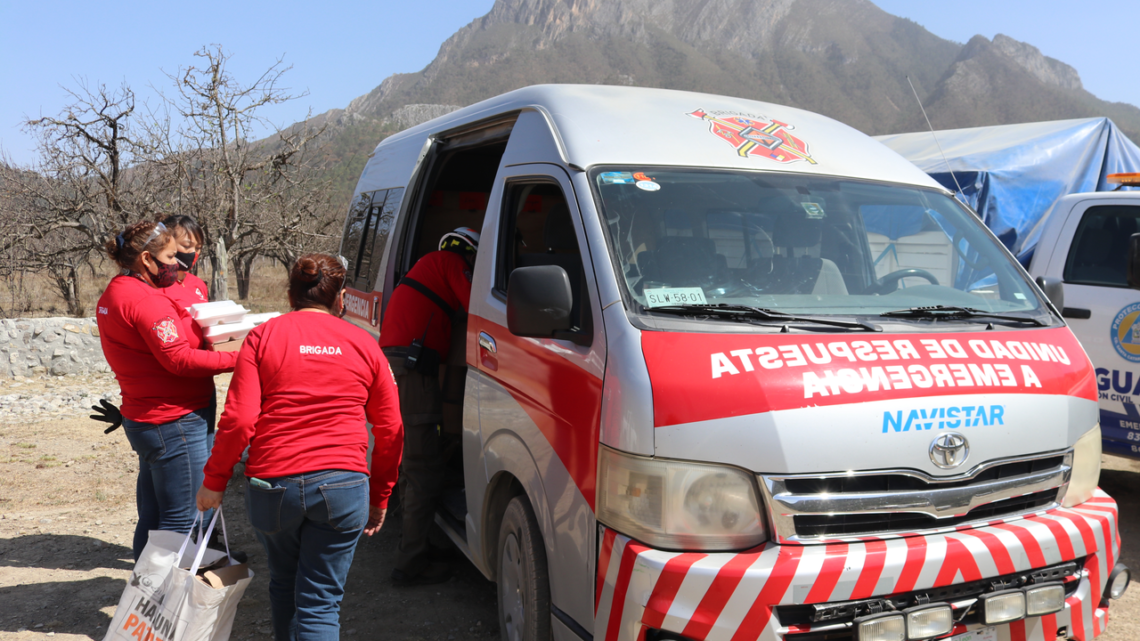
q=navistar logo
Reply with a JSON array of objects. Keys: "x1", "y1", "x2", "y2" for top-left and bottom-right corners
[{"x1": 882, "y1": 404, "x2": 1005, "y2": 433}]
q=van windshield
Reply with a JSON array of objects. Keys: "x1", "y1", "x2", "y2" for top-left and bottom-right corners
[{"x1": 591, "y1": 168, "x2": 1047, "y2": 321}]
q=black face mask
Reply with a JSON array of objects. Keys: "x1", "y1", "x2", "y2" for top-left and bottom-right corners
[
  {"x1": 174, "y1": 250, "x2": 198, "y2": 272},
  {"x1": 147, "y1": 258, "x2": 181, "y2": 288}
]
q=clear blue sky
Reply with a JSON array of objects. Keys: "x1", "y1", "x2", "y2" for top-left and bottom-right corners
[{"x1": 2, "y1": 0, "x2": 1136, "y2": 166}]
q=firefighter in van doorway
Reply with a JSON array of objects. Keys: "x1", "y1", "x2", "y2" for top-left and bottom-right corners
[{"x1": 378, "y1": 226, "x2": 479, "y2": 586}]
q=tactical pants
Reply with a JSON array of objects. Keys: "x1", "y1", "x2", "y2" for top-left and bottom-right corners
[{"x1": 386, "y1": 355, "x2": 446, "y2": 576}]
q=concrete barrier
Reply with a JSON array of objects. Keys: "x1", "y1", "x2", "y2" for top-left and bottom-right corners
[{"x1": 0, "y1": 318, "x2": 109, "y2": 378}]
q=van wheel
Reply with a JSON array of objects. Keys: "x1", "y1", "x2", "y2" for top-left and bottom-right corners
[{"x1": 497, "y1": 496, "x2": 551, "y2": 641}]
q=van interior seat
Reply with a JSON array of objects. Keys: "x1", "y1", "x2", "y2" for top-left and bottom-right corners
[
  {"x1": 770, "y1": 209, "x2": 848, "y2": 295},
  {"x1": 644, "y1": 236, "x2": 725, "y2": 286}
]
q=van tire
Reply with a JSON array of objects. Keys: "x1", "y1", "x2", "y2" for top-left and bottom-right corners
[{"x1": 497, "y1": 495, "x2": 551, "y2": 641}]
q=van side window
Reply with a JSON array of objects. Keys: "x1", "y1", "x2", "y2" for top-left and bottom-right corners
[
  {"x1": 1064, "y1": 205, "x2": 1140, "y2": 287},
  {"x1": 341, "y1": 191, "x2": 375, "y2": 281},
  {"x1": 497, "y1": 182, "x2": 592, "y2": 338},
  {"x1": 356, "y1": 188, "x2": 403, "y2": 292}
]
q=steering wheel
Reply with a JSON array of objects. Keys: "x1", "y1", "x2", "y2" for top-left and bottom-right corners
[{"x1": 868, "y1": 268, "x2": 940, "y2": 295}]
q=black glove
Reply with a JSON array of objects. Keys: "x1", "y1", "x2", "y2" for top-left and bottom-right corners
[{"x1": 90, "y1": 399, "x2": 123, "y2": 434}]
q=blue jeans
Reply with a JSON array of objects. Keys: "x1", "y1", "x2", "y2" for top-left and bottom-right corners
[
  {"x1": 246, "y1": 470, "x2": 369, "y2": 641},
  {"x1": 122, "y1": 406, "x2": 215, "y2": 560}
]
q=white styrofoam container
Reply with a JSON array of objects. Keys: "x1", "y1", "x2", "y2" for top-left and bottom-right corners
[
  {"x1": 204, "y1": 321, "x2": 255, "y2": 344},
  {"x1": 190, "y1": 300, "x2": 241, "y2": 317},
  {"x1": 192, "y1": 301, "x2": 248, "y2": 327},
  {"x1": 244, "y1": 312, "x2": 282, "y2": 326}
]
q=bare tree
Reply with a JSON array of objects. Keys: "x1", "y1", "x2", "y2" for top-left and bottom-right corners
[
  {"x1": 0, "y1": 46, "x2": 341, "y2": 316},
  {"x1": 155, "y1": 45, "x2": 334, "y2": 300},
  {"x1": 0, "y1": 82, "x2": 162, "y2": 316}
]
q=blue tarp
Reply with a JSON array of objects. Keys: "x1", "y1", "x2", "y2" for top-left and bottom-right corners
[{"x1": 875, "y1": 118, "x2": 1140, "y2": 265}]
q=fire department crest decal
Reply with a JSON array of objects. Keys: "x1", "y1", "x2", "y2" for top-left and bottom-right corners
[
  {"x1": 688, "y1": 109, "x2": 817, "y2": 165},
  {"x1": 152, "y1": 318, "x2": 179, "y2": 344}
]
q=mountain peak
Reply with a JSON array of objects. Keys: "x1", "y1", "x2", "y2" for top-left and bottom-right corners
[
  {"x1": 959, "y1": 33, "x2": 1082, "y2": 91},
  {"x1": 320, "y1": 0, "x2": 1139, "y2": 203},
  {"x1": 447, "y1": 0, "x2": 801, "y2": 56}
]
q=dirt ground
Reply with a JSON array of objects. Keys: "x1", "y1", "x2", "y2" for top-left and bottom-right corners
[
  {"x1": 1, "y1": 373, "x2": 1138, "y2": 641},
  {"x1": 0, "y1": 374, "x2": 499, "y2": 641}
]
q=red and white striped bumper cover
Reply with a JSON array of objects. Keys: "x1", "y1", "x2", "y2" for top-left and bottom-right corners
[{"x1": 595, "y1": 490, "x2": 1119, "y2": 641}]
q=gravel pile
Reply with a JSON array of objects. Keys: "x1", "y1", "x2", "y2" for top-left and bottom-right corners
[
  {"x1": 0, "y1": 373, "x2": 232, "y2": 425},
  {"x1": 0, "y1": 373, "x2": 122, "y2": 424}
]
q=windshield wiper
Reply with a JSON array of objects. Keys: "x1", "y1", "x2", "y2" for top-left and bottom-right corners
[
  {"x1": 649, "y1": 304, "x2": 882, "y2": 331},
  {"x1": 879, "y1": 305, "x2": 1048, "y2": 327}
]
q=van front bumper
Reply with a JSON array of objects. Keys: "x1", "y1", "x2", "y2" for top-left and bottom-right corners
[{"x1": 595, "y1": 489, "x2": 1118, "y2": 641}]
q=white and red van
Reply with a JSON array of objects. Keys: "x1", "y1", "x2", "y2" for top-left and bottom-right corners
[{"x1": 339, "y1": 85, "x2": 1127, "y2": 641}]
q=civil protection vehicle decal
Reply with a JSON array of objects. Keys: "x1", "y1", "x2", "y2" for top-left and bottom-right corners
[
  {"x1": 687, "y1": 109, "x2": 817, "y2": 165},
  {"x1": 1110, "y1": 302, "x2": 1140, "y2": 363}
]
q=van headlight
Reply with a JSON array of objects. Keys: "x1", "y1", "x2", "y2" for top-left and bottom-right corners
[
  {"x1": 597, "y1": 445, "x2": 767, "y2": 550},
  {"x1": 1063, "y1": 425, "x2": 1101, "y2": 507}
]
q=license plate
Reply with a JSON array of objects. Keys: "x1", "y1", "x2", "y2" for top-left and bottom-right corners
[
  {"x1": 951, "y1": 627, "x2": 997, "y2": 641},
  {"x1": 643, "y1": 287, "x2": 708, "y2": 307}
]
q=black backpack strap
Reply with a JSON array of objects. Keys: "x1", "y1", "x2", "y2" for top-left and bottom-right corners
[{"x1": 399, "y1": 276, "x2": 458, "y2": 322}]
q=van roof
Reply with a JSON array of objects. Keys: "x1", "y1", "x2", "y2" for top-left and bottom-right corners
[{"x1": 371, "y1": 84, "x2": 941, "y2": 190}]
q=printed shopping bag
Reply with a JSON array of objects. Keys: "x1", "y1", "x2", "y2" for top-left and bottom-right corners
[{"x1": 104, "y1": 509, "x2": 253, "y2": 641}]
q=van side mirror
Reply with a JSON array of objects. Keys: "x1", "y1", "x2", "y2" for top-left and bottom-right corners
[
  {"x1": 1129, "y1": 233, "x2": 1140, "y2": 290},
  {"x1": 1034, "y1": 276, "x2": 1064, "y2": 312},
  {"x1": 507, "y1": 265, "x2": 573, "y2": 338}
]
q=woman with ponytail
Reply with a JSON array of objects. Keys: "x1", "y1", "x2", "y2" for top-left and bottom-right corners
[
  {"x1": 96, "y1": 221, "x2": 240, "y2": 559},
  {"x1": 197, "y1": 253, "x2": 403, "y2": 641}
]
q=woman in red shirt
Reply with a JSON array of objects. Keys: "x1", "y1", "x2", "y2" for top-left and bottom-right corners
[
  {"x1": 158, "y1": 216, "x2": 217, "y2": 436},
  {"x1": 197, "y1": 254, "x2": 403, "y2": 641},
  {"x1": 96, "y1": 221, "x2": 239, "y2": 559},
  {"x1": 163, "y1": 215, "x2": 211, "y2": 310}
]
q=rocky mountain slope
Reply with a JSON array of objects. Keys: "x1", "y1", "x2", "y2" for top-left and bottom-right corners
[{"x1": 312, "y1": 0, "x2": 1140, "y2": 198}]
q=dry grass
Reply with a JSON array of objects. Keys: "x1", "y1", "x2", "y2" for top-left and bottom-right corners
[{"x1": 0, "y1": 258, "x2": 291, "y2": 318}]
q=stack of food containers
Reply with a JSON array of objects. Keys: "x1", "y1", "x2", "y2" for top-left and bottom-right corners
[{"x1": 189, "y1": 301, "x2": 280, "y2": 346}]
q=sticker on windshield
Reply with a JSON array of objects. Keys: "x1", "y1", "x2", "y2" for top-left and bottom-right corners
[
  {"x1": 801, "y1": 202, "x2": 825, "y2": 218},
  {"x1": 1111, "y1": 302, "x2": 1140, "y2": 363},
  {"x1": 644, "y1": 287, "x2": 708, "y2": 307},
  {"x1": 599, "y1": 171, "x2": 634, "y2": 185},
  {"x1": 636, "y1": 180, "x2": 661, "y2": 192}
]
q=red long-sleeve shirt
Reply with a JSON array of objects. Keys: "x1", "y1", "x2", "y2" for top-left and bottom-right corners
[
  {"x1": 96, "y1": 275, "x2": 238, "y2": 423},
  {"x1": 163, "y1": 272, "x2": 210, "y2": 349},
  {"x1": 378, "y1": 250, "x2": 472, "y2": 360},
  {"x1": 202, "y1": 311, "x2": 404, "y2": 508}
]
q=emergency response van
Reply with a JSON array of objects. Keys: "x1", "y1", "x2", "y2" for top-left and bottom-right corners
[
  {"x1": 1023, "y1": 180, "x2": 1140, "y2": 460},
  {"x1": 340, "y1": 85, "x2": 1127, "y2": 641}
]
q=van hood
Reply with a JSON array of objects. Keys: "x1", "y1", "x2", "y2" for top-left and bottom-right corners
[{"x1": 642, "y1": 327, "x2": 1097, "y2": 476}]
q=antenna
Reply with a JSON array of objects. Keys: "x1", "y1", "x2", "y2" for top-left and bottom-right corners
[{"x1": 907, "y1": 75, "x2": 966, "y2": 202}]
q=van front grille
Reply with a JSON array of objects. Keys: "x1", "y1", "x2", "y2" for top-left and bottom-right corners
[
  {"x1": 760, "y1": 452, "x2": 1072, "y2": 543},
  {"x1": 792, "y1": 489, "x2": 1059, "y2": 537},
  {"x1": 782, "y1": 456, "x2": 1065, "y2": 494}
]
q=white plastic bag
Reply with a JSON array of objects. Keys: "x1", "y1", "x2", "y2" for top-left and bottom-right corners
[{"x1": 103, "y1": 510, "x2": 253, "y2": 641}]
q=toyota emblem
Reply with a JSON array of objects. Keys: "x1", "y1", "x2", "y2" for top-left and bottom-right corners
[{"x1": 929, "y1": 433, "x2": 970, "y2": 469}]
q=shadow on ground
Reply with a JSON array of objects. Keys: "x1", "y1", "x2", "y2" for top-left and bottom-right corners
[
  {"x1": 0, "y1": 534, "x2": 133, "y2": 571},
  {"x1": 0, "y1": 576, "x2": 122, "y2": 638},
  {"x1": 0, "y1": 535, "x2": 132, "y2": 637}
]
